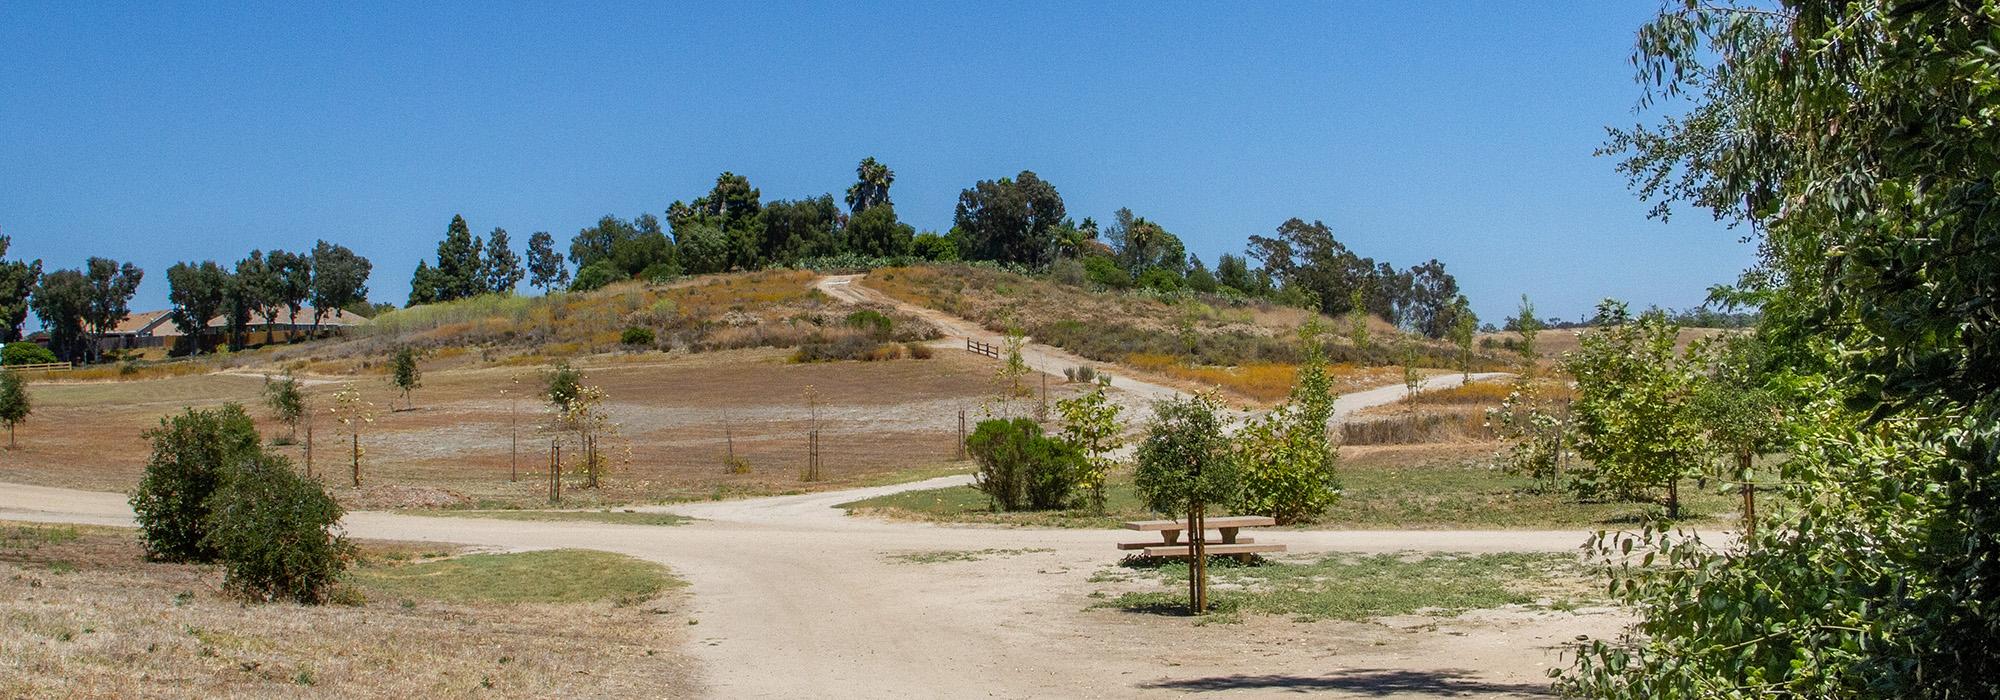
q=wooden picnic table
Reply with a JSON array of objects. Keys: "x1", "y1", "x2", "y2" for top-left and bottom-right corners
[{"x1": 1117, "y1": 515, "x2": 1285, "y2": 559}]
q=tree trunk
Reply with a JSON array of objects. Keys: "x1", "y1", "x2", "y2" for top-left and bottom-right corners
[
  {"x1": 1188, "y1": 501, "x2": 1209, "y2": 614},
  {"x1": 1739, "y1": 450, "x2": 1756, "y2": 540},
  {"x1": 350, "y1": 433, "x2": 361, "y2": 487},
  {"x1": 1667, "y1": 479, "x2": 1680, "y2": 520}
]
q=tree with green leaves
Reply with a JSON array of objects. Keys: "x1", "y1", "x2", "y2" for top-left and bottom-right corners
[
  {"x1": 201, "y1": 450, "x2": 352, "y2": 604},
  {"x1": 1447, "y1": 295, "x2": 1477, "y2": 381},
  {"x1": 525, "y1": 230, "x2": 569, "y2": 292},
  {"x1": 263, "y1": 372, "x2": 306, "y2": 440},
  {"x1": 130, "y1": 404, "x2": 262, "y2": 562},
  {"x1": 1055, "y1": 387, "x2": 1125, "y2": 513},
  {"x1": 82, "y1": 257, "x2": 142, "y2": 363},
  {"x1": 0, "y1": 369, "x2": 30, "y2": 447},
  {"x1": 1561, "y1": 301, "x2": 1710, "y2": 519},
  {"x1": 166, "y1": 261, "x2": 229, "y2": 353},
  {"x1": 1510, "y1": 294, "x2": 1539, "y2": 374},
  {"x1": 432, "y1": 215, "x2": 484, "y2": 301},
  {"x1": 390, "y1": 346, "x2": 421, "y2": 410},
  {"x1": 1135, "y1": 393, "x2": 1241, "y2": 614},
  {"x1": 1561, "y1": 4, "x2": 2000, "y2": 693},
  {"x1": 28, "y1": 268, "x2": 89, "y2": 363},
  {"x1": 266, "y1": 249, "x2": 312, "y2": 336},
  {"x1": 1233, "y1": 322, "x2": 1341, "y2": 524},
  {"x1": 482, "y1": 228, "x2": 524, "y2": 294},
  {"x1": 1691, "y1": 333, "x2": 1787, "y2": 538},
  {"x1": 846, "y1": 156, "x2": 894, "y2": 214},
  {"x1": 757, "y1": 195, "x2": 842, "y2": 264},
  {"x1": 844, "y1": 204, "x2": 916, "y2": 257},
  {"x1": 0, "y1": 236, "x2": 42, "y2": 342},
  {"x1": 952, "y1": 170, "x2": 1067, "y2": 267},
  {"x1": 308, "y1": 240, "x2": 370, "y2": 337},
  {"x1": 234, "y1": 250, "x2": 281, "y2": 345}
]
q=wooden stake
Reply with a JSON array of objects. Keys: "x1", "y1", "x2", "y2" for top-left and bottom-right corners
[
  {"x1": 305, "y1": 421, "x2": 313, "y2": 478},
  {"x1": 957, "y1": 409, "x2": 966, "y2": 460},
  {"x1": 510, "y1": 394, "x2": 518, "y2": 483},
  {"x1": 1739, "y1": 451, "x2": 1756, "y2": 541},
  {"x1": 350, "y1": 433, "x2": 360, "y2": 488}
]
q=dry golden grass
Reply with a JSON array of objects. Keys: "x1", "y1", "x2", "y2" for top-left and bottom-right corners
[
  {"x1": 1410, "y1": 379, "x2": 1515, "y2": 406},
  {"x1": 1340, "y1": 408, "x2": 1495, "y2": 445},
  {"x1": 0, "y1": 522, "x2": 698, "y2": 699},
  {"x1": 1125, "y1": 353, "x2": 1298, "y2": 402}
]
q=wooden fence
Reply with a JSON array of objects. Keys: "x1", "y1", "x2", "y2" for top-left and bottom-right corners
[
  {"x1": 966, "y1": 338, "x2": 1000, "y2": 359},
  {"x1": 1, "y1": 362, "x2": 72, "y2": 373}
]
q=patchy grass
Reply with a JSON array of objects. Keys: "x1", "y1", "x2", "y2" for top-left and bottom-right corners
[
  {"x1": 413, "y1": 509, "x2": 692, "y2": 526},
  {"x1": 1099, "y1": 552, "x2": 1590, "y2": 622},
  {"x1": 0, "y1": 522, "x2": 697, "y2": 698},
  {"x1": 346, "y1": 549, "x2": 681, "y2": 605},
  {"x1": 885, "y1": 548, "x2": 1054, "y2": 564},
  {"x1": 847, "y1": 446, "x2": 1742, "y2": 530}
]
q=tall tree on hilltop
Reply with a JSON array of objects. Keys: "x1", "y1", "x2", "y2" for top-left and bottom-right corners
[
  {"x1": 267, "y1": 249, "x2": 312, "y2": 337},
  {"x1": 952, "y1": 170, "x2": 1066, "y2": 267},
  {"x1": 167, "y1": 261, "x2": 229, "y2": 353},
  {"x1": 845, "y1": 205, "x2": 916, "y2": 257},
  {"x1": 29, "y1": 269, "x2": 89, "y2": 362},
  {"x1": 81, "y1": 257, "x2": 143, "y2": 363},
  {"x1": 0, "y1": 236, "x2": 43, "y2": 342},
  {"x1": 758, "y1": 195, "x2": 843, "y2": 264},
  {"x1": 234, "y1": 250, "x2": 282, "y2": 345},
  {"x1": 433, "y1": 215, "x2": 484, "y2": 301},
  {"x1": 308, "y1": 241, "x2": 370, "y2": 337},
  {"x1": 846, "y1": 157, "x2": 894, "y2": 214},
  {"x1": 525, "y1": 231, "x2": 569, "y2": 292},
  {"x1": 482, "y1": 227, "x2": 524, "y2": 294}
]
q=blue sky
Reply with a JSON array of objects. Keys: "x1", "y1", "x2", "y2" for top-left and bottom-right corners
[{"x1": 0, "y1": 2, "x2": 1752, "y2": 326}]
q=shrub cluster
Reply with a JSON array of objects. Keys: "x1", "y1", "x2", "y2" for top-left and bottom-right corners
[
  {"x1": 620, "y1": 326, "x2": 656, "y2": 346},
  {"x1": 130, "y1": 404, "x2": 352, "y2": 603},
  {"x1": 966, "y1": 418, "x2": 1084, "y2": 511},
  {"x1": 1, "y1": 343, "x2": 58, "y2": 366}
]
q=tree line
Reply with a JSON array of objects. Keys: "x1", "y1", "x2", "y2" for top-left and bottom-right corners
[{"x1": 407, "y1": 157, "x2": 1473, "y2": 338}]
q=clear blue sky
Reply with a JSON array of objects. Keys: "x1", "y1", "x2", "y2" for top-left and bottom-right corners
[{"x1": 0, "y1": 2, "x2": 1752, "y2": 327}]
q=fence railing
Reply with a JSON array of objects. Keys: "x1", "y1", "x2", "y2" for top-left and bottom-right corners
[
  {"x1": 966, "y1": 338, "x2": 1000, "y2": 359},
  {"x1": 1, "y1": 362, "x2": 72, "y2": 373}
]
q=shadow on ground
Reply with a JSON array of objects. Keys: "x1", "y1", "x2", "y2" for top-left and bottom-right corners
[{"x1": 1137, "y1": 668, "x2": 1553, "y2": 696}]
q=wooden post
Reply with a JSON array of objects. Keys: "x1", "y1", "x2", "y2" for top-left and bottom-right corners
[
  {"x1": 305, "y1": 421, "x2": 313, "y2": 478},
  {"x1": 510, "y1": 394, "x2": 518, "y2": 483},
  {"x1": 957, "y1": 409, "x2": 966, "y2": 460},
  {"x1": 1739, "y1": 451, "x2": 1756, "y2": 541},
  {"x1": 549, "y1": 440, "x2": 562, "y2": 504},
  {"x1": 350, "y1": 433, "x2": 360, "y2": 487}
]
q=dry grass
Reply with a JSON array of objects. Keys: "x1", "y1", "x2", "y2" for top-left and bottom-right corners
[
  {"x1": 1410, "y1": 379, "x2": 1516, "y2": 406},
  {"x1": 1340, "y1": 409, "x2": 1495, "y2": 445},
  {"x1": 0, "y1": 522, "x2": 698, "y2": 698}
]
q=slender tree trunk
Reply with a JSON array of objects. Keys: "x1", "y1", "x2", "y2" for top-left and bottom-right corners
[
  {"x1": 1738, "y1": 450, "x2": 1756, "y2": 540},
  {"x1": 1667, "y1": 479, "x2": 1680, "y2": 521},
  {"x1": 350, "y1": 433, "x2": 360, "y2": 487},
  {"x1": 1190, "y1": 503, "x2": 1208, "y2": 614}
]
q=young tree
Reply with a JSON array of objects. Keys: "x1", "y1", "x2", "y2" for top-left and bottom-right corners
[
  {"x1": 327, "y1": 384, "x2": 374, "y2": 487},
  {"x1": 525, "y1": 230, "x2": 569, "y2": 292},
  {"x1": 0, "y1": 236, "x2": 42, "y2": 342},
  {"x1": 1134, "y1": 393, "x2": 1241, "y2": 614},
  {"x1": 28, "y1": 268, "x2": 90, "y2": 362},
  {"x1": 390, "y1": 346, "x2": 422, "y2": 410},
  {"x1": 266, "y1": 249, "x2": 313, "y2": 337},
  {"x1": 166, "y1": 261, "x2": 229, "y2": 352},
  {"x1": 308, "y1": 240, "x2": 371, "y2": 337},
  {"x1": 1447, "y1": 295, "x2": 1478, "y2": 381},
  {"x1": 1691, "y1": 333, "x2": 1787, "y2": 538},
  {"x1": 1510, "y1": 294, "x2": 1540, "y2": 373},
  {"x1": 1347, "y1": 288, "x2": 1370, "y2": 353},
  {"x1": 262, "y1": 372, "x2": 306, "y2": 440},
  {"x1": 1055, "y1": 387, "x2": 1125, "y2": 513},
  {"x1": 1562, "y1": 301, "x2": 1709, "y2": 519},
  {"x1": 0, "y1": 370, "x2": 29, "y2": 447},
  {"x1": 481, "y1": 227, "x2": 525, "y2": 294},
  {"x1": 1232, "y1": 322, "x2": 1341, "y2": 524},
  {"x1": 82, "y1": 257, "x2": 143, "y2": 363}
]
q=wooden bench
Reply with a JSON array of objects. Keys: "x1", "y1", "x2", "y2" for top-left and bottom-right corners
[{"x1": 1119, "y1": 516, "x2": 1284, "y2": 559}]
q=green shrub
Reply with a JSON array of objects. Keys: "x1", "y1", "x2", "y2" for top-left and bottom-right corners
[
  {"x1": 570, "y1": 260, "x2": 625, "y2": 292},
  {"x1": 1232, "y1": 326, "x2": 1341, "y2": 524},
  {"x1": 130, "y1": 405, "x2": 263, "y2": 562},
  {"x1": 1135, "y1": 395, "x2": 1241, "y2": 517},
  {"x1": 1, "y1": 343, "x2": 58, "y2": 366},
  {"x1": 1136, "y1": 267, "x2": 1184, "y2": 291},
  {"x1": 1081, "y1": 255, "x2": 1131, "y2": 289},
  {"x1": 620, "y1": 326, "x2": 655, "y2": 346},
  {"x1": 792, "y1": 331, "x2": 878, "y2": 362},
  {"x1": 1050, "y1": 258, "x2": 1088, "y2": 287},
  {"x1": 844, "y1": 309, "x2": 894, "y2": 337},
  {"x1": 202, "y1": 451, "x2": 353, "y2": 603},
  {"x1": 966, "y1": 418, "x2": 1084, "y2": 511}
]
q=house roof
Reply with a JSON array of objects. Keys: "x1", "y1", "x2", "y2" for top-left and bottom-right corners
[
  {"x1": 109, "y1": 310, "x2": 177, "y2": 336},
  {"x1": 203, "y1": 306, "x2": 371, "y2": 329}
]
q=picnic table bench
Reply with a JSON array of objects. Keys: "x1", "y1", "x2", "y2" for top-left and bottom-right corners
[{"x1": 1118, "y1": 515, "x2": 1285, "y2": 559}]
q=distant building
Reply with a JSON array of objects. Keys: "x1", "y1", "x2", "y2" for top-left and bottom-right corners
[{"x1": 28, "y1": 306, "x2": 370, "y2": 354}]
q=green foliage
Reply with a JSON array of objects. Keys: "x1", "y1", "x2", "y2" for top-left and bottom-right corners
[
  {"x1": 966, "y1": 418, "x2": 1084, "y2": 511},
  {"x1": 1563, "y1": 4, "x2": 2000, "y2": 695},
  {"x1": 129, "y1": 404, "x2": 262, "y2": 562},
  {"x1": 481, "y1": 227, "x2": 525, "y2": 294},
  {"x1": 1232, "y1": 324, "x2": 1341, "y2": 523},
  {"x1": 307, "y1": 240, "x2": 370, "y2": 333},
  {"x1": 1, "y1": 342, "x2": 56, "y2": 366},
  {"x1": 390, "y1": 346, "x2": 422, "y2": 405},
  {"x1": 165, "y1": 260, "x2": 230, "y2": 347},
  {"x1": 201, "y1": 451, "x2": 352, "y2": 604},
  {"x1": 28, "y1": 268, "x2": 89, "y2": 362},
  {"x1": 569, "y1": 260, "x2": 624, "y2": 293},
  {"x1": 0, "y1": 369, "x2": 29, "y2": 444},
  {"x1": 1055, "y1": 387, "x2": 1125, "y2": 513},
  {"x1": 952, "y1": 170, "x2": 1067, "y2": 267},
  {"x1": 262, "y1": 372, "x2": 306, "y2": 437},
  {"x1": 524, "y1": 231, "x2": 570, "y2": 292},
  {"x1": 1562, "y1": 302, "x2": 1710, "y2": 516},
  {"x1": 1134, "y1": 394, "x2": 1240, "y2": 516},
  {"x1": 545, "y1": 362, "x2": 583, "y2": 408},
  {"x1": 1080, "y1": 255, "x2": 1131, "y2": 289},
  {"x1": 910, "y1": 231, "x2": 960, "y2": 262},
  {"x1": 843, "y1": 309, "x2": 894, "y2": 337},
  {"x1": 350, "y1": 549, "x2": 676, "y2": 605},
  {"x1": 620, "y1": 326, "x2": 655, "y2": 346},
  {"x1": 1488, "y1": 382, "x2": 1571, "y2": 490},
  {"x1": 1511, "y1": 294, "x2": 1539, "y2": 370},
  {"x1": 0, "y1": 236, "x2": 41, "y2": 343}
]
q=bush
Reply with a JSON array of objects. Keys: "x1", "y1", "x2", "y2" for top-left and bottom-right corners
[
  {"x1": 791, "y1": 330, "x2": 878, "y2": 362},
  {"x1": 1050, "y1": 258, "x2": 1088, "y2": 287},
  {"x1": 1136, "y1": 267, "x2": 1184, "y2": 291},
  {"x1": 620, "y1": 326, "x2": 655, "y2": 346},
  {"x1": 1, "y1": 343, "x2": 58, "y2": 366},
  {"x1": 904, "y1": 342, "x2": 934, "y2": 359},
  {"x1": 1064, "y1": 365, "x2": 1097, "y2": 383},
  {"x1": 966, "y1": 418, "x2": 1084, "y2": 511},
  {"x1": 130, "y1": 405, "x2": 263, "y2": 562},
  {"x1": 202, "y1": 451, "x2": 353, "y2": 604},
  {"x1": 1081, "y1": 255, "x2": 1131, "y2": 289},
  {"x1": 570, "y1": 260, "x2": 626, "y2": 292},
  {"x1": 844, "y1": 309, "x2": 894, "y2": 337}
]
